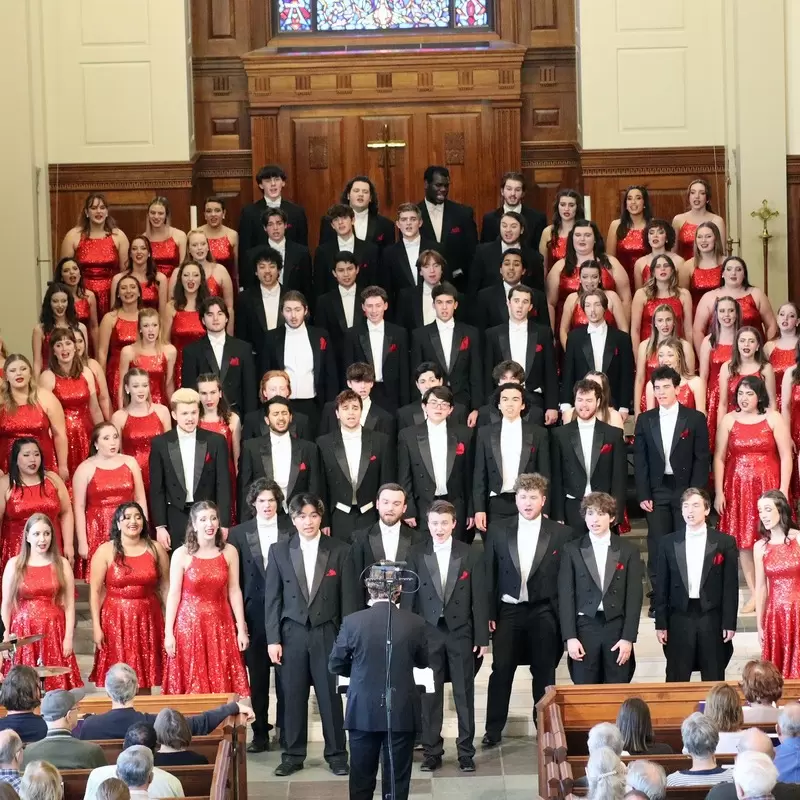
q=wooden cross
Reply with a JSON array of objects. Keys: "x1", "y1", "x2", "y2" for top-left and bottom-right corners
[{"x1": 366, "y1": 124, "x2": 407, "y2": 205}]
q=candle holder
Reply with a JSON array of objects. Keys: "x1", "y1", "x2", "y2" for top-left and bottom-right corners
[{"x1": 750, "y1": 200, "x2": 779, "y2": 295}]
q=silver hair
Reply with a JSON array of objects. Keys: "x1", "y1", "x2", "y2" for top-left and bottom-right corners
[
  {"x1": 587, "y1": 747, "x2": 626, "y2": 800},
  {"x1": 116, "y1": 745, "x2": 154, "y2": 789},
  {"x1": 733, "y1": 751, "x2": 778, "y2": 798},
  {"x1": 779, "y1": 702, "x2": 800, "y2": 738},
  {"x1": 681, "y1": 712, "x2": 719, "y2": 758},
  {"x1": 0, "y1": 730, "x2": 22, "y2": 766},
  {"x1": 625, "y1": 760, "x2": 666, "y2": 800},
  {"x1": 105, "y1": 663, "x2": 138, "y2": 704},
  {"x1": 737, "y1": 727, "x2": 775, "y2": 759},
  {"x1": 588, "y1": 722, "x2": 625, "y2": 755}
]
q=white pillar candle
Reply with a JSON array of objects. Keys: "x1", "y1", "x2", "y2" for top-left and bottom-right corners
[
  {"x1": 190, "y1": 205, "x2": 198, "y2": 230},
  {"x1": 583, "y1": 195, "x2": 592, "y2": 221}
]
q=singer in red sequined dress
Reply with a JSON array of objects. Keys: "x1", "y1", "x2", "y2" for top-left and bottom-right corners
[
  {"x1": 672, "y1": 179, "x2": 726, "y2": 263},
  {"x1": 99, "y1": 276, "x2": 142, "y2": 405},
  {"x1": 606, "y1": 186, "x2": 650, "y2": 285},
  {"x1": 32, "y1": 283, "x2": 87, "y2": 378},
  {"x1": 165, "y1": 262, "x2": 209, "y2": 387},
  {"x1": 676, "y1": 221, "x2": 698, "y2": 263},
  {"x1": 769, "y1": 304, "x2": 799, "y2": 411},
  {"x1": 54, "y1": 258, "x2": 100, "y2": 357},
  {"x1": 203, "y1": 197, "x2": 238, "y2": 290},
  {"x1": 540, "y1": 189, "x2": 583, "y2": 271},
  {"x1": 117, "y1": 309, "x2": 176, "y2": 408},
  {"x1": 0, "y1": 513, "x2": 82, "y2": 690},
  {"x1": 163, "y1": 502, "x2": 249, "y2": 695},
  {"x1": 89, "y1": 502, "x2": 169, "y2": 688},
  {"x1": 144, "y1": 197, "x2": 186, "y2": 280},
  {"x1": 110, "y1": 236, "x2": 168, "y2": 314}
]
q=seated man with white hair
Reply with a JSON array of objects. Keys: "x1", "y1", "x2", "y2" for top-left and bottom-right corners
[
  {"x1": 776, "y1": 702, "x2": 800, "y2": 783},
  {"x1": 625, "y1": 760, "x2": 666, "y2": 800},
  {"x1": 587, "y1": 746, "x2": 626, "y2": 800},
  {"x1": 116, "y1": 745, "x2": 154, "y2": 800},
  {"x1": 575, "y1": 723, "x2": 625, "y2": 788},
  {"x1": 666, "y1": 712, "x2": 731, "y2": 786},
  {"x1": 734, "y1": 751, "x2": 778, "y2": 800}
]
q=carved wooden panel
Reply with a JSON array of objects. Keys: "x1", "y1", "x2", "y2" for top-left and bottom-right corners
[
  {"x1": 360, "y1": 116, "x2": 413, "y2": 209},
  {"x1": 427, "y1": 113, "x2": 484, "y2": 213},
  {"x1": 529, "y1": 0, "x2": 575, "y2": 47},
  {"x1": 787, "y1": 156, "x2": 800, "y2": 302},
  {"x1": 521, "y1": 47, "x2": 577, "y2": 143}
]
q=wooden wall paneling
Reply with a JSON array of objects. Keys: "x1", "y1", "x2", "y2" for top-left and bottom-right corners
[
  {"x1": 521, "y1": 143, "x2": 581, "y2": 218},
  {"x1": 491, "y1": 102, "x2": 523, "y2": 185},
  {"x1": 193, "y1": 57, "x2": 250, "y2": 152},
  {"x1": 787, "y1": 156, "x2": 800, "y2": 302},
  {"x1": 249, "y1": 113, "x2": 279, "y2": 182},
  {"x1": 359, "y1": 115, "x2": 414, "y2": 220},
  {"x1": 529, "y1": 0, "x2": 576, "y2": 48},
  {"x1": 192, "y1": 0, "x2": 258, "y2": 58},
  {"x1": 193, "y1": 150, "x2": 254, "y2": 231},
  {"x1": 521, "y1": 48, "x2": 577, "y2": 143}
]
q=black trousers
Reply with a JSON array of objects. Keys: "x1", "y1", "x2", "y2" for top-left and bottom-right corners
[
  {"x1": 421, "y1": 620, "x2": 475, "y2": 760},
  {"x1": 245, "y1": 635, "x2": 283, "y2": 741},
  {"x1": 330, "y1": 506, "x2": 378, "y2": 543},
  {"x1": 348, "y1": 729, "x2": 415, "y2": 800},
  {"x1": 487, "y1": 494, "x2": 517, "y2": 527},
  {"x1": 645, "y1": 477, "x2": 683, "y2": 594},
  {"x1": 665, "y1": 602, "x2": 729, "y2": 682},
  {"x1": 166, "y1": 504, "x2": 192, "y2": 550},
  {"x1": 569, "y1": 612, "x2": 635, "y2": 685},
  {"x1": 279, "y1": 619, "x2": 347, "y2": 765},
  {"x1": 485, "y1": 602, "x2": 560, "y2": 739}
]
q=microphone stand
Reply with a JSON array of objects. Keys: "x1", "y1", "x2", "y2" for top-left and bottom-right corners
[{"x1": 384, "y1": 595, "x2": 396, "y2": 800}]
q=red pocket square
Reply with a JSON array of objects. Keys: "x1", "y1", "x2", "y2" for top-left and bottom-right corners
[
  {"x1": 616, "y1": 562, "x2": 624, "y2": 571},
  {"x1": 319, "y1": 337, "x2": 327, "y2": 351},
  {"x1": 552, "y1": 550, "x2": 558, "y2": 556},
  {"x1": 680, "y1": 428, "x2": 690, "y2": 439},
  {"x1": 459, "y1": 337, "x2": 470, "y2": 351},
  {"x1": 286, "y1": 223, "x2": 293, "y2": 228},
  {"x1": 299, "y1": 461, "x2": 307, "y2": 471},
  {"x1": 451, "y1": 226, "x2": 462, "y2": 234},
  {"x1": 614, "y1": 347, "x2": 619, "y2": 356},
  {"x1": 205, "y1": 453, "x2": 212, "y2": 463},
  {"x1": 459, "y1": 570, "x2": 469, "y2": 580},
  {"x1": 369, "y1": 454, "x2": 377, "y2": 462},
  {"x1": 455, "y1": 442, "x2": 465, "y2": 456},
  {"x1": 713, "y1": 553, "x2": 724, "y2": 565},
  {"x1": 229, "y1": 356, "x2": 240, "y2": 366},
  {"x1": 536, "y1": 344, "x2": 543, "y2": 352},
  {"x1": 530, "y1": 445, "x2": 536, "y2": 453},
  {"x1": 326, "y1": 568, "x2": 337, "y2": 577},
  {"x1": 389, "y1": 343, "x2": 398, "y2": 352},
  {"x1": 600, "y1": 443, "x2": 612, "y2": 454},
  {"x1": 377, "y1": 233, "x2": 384, "y2": 242}
]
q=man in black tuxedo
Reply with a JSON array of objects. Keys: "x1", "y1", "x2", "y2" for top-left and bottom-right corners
[
  {"x1": 401, "y1": 500, "x2": 488, "y2": 772},
  {"x1": 181, "y1": 296, "x2": 258, "y2": 417},
  {"x1": 397, "y1": 362, "x2": 468, "y2": 431},
  {"x1": 550, "y1": 379, "x2": 627, "y2": 532},
  {"x1": 341, "y1": 286, "x2": 409, "y2": 412},
  {"x1": 473, "y1": 383, "x2": 550, "y2": 535},
  {"x1": 484, "y1": 284, "x2": 558, "y2": 425},
  {"x1": 561, "y1": 289, "x2": 635, "y2": 418},
  {"x1": 318, "y1": 175, "x2": 395, "y2": 253},
  {"x1": 481, "y1": 171, "x2": 547, "y2": 250},
  {"x1": 316, "y1": 389, "x2": 394, "y2": 542},
  {"x1": 314, "y1": 204, "x2": 379, "y2": 296},
  {"x1": 476, "y1": 250, "x2": 551, "y2": 332},
  {"x1": 417, "y1": 166, "x2": 478, "y2": 292},
  {"x1": 345, "y1": 484, "x2": 421, "y2": 613},
  {"x1": 395, "y1": 248, "x2": 446, "y2": 333},
  {"x1": 655, "y1": 487, "x2": 738, "y2": 682},
  {"x1": 238, "y1": 164, "x2": 308, "y2": 282},
  {"x1": 241, "y1": 370, "x2": 313, "y2": 442},
  {"x1": 265, "y1": 493, "x2": 349, "y2": 776},
  {"x1": 410, "y1": 282, "x2": 482, "y2": 422},
  {"x1": 475, "y1": 361, "x2": 539, "y2": 428},
  {"x1": 398, "y1": 386, "x2": 475, "y2": 544},
  {"x1": 228, "y1": 478, "x2": 294, "y2": 752},
  {"x1": 468, "y1": 211, "x2": 545, "y2": 296},
  {"x1": 329, "y1": 563, "x2": 428, "y2": 800},
  {"x1": 634, "y1": 367, "x2": 711, "y2": 610},
  {"x1": 483, "y1": 473, "x2": 574, "y2": 746},
  {"x1": 238, "y1": 396, "x2": 321, "y2": 518},
  {"x1": 149, "y1": 388, "x2": 231, "y2": 550},
  {"x1": 558, "y1": 492, "x2": 643, "y2": 684}
]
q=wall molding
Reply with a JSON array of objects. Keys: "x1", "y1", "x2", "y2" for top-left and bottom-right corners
[
  {"x1": 787, "y1": 154, "x2": 800, "y2": 183},
  {"x1": 521, "y1": 141, "x2": 579, "y2": 169},
  {"x1": 49, "y1": 160, "x2": 195, "y2": 192},
  {"x1": 580, "y1": 146, "x2": 727, "y2": 178},
  {"x1": 194, "y1": 150, "x2": 253, "y2": 179}
]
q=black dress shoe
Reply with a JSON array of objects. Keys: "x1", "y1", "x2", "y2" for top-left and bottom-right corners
[
  {"x1": 274, "y1": 761, "x2": 303, "y2": 777},
  {"x1": 481, "y1": 734, "x2": 501, "y2": 748},
  {"x1": 420, "y1": 755, "x2": 442, "y2": 772},
  {"x1": 648, "y1": 607, "x2": 655, "y2": 618},
  {"x1": 459, "y1": 757, "x2": 476, "y2": 772},
  {"x1": 247, "y1": 739, "x2": 269, "y2": 753},
  {"x1": 330, "y1": 762, "x2": 349, "y2": 776}
]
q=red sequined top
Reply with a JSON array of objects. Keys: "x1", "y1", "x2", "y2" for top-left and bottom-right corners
[
  {"x1": 770, "y1": 346, "x2": 796, "y2": 411},
  {"x1": 148, "y1": 238, "x2": 180, "y2": 280},
  {"x1": 73, "y1": 296, "x2": 91, "y2": 328},
  {"x1": 75, "y1": 236, "x2": 119, "y2": 318},
  {"x1": 639, "y1": 295, "x2": 685, "y2": 343},
  {"x1": 677, "y1": 222, "x2": 698, "y2": 262},
  {"x1": 736, "y1": 293, "x2": 763, "y2": 334},
  {"x1": 0, "y1": 404, "x2": 57, "y2": 473},
  {"x1": 690, "y1": 265, "x2": 723, "y2": 310},
  {"x1": 131, "y1": 352, "x2": 168, "y2": 406},
  {"x1": 106, "y1": 317, "x2": 139, "y2": 405},
  {"x1": 171, "y1": 310, "x2": 205, "y2": 388},
  {"x1": 207, "y1": 236, "x2": 235, "y2": 274},
  {"x1": 615, "y1": 228, "x2": 647, "y2": 284}
]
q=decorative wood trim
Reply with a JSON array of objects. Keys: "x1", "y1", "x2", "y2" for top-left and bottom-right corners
[
  {"x1": 48, "y1": 161, "x2": 195, "y2": 191},
  {"x1": 194, "y1": 150, "x2": 253, "y2": 179},
  {"x1": 193, "y1": 56, "x2": 247, "y2": 76},
  {"x1": 787, "y1": 155, "x2": 800, "y2": 302},
  {"x1": 787, "y1": 154, "x2": 800, "y2": 184},
  {"x1": 580, "y1": 147, "x2": 727, "y2": 177},
  {"x1": 521, "y1": 141, "x2": 580, "y2": 169},
  {"x1": 523, "y1": 46, "x2": 576, "y2": 65}
]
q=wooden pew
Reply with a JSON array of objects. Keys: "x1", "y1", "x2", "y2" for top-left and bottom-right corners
[
  {"x1": 566, "y1": 752, "x2": 736, "y2": 779},
  {"x1": 96, "y1": 732, "x2": 224, "y2": 765}
]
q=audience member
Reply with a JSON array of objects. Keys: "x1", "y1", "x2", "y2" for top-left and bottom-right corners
[
  {"x1": 733, "y1": 752, "x2": 779, "y2": 800},
  {"x1": 741, "y1": 660, "x2": 784, "y2": 724},
  {"x1": 575, "y1": 724, "x2": 624, "y2": 788},
  {"x1": 705, "y1": 683, "x2": 745, "y2": 754},
  {"x1": 95, "y1": 778, "x2": 131, "y2": 800},
  {"x1": 586, "y1": 746, "x2": 626, "y2": 800},
  {"x1": 624, "y1": 761, "x2": 666, "y2": 800},
  {"x1": 115, "y1": 746, "x2": 154, "y2": 800},
  {"x1": 153, "y1": 709, "x2": 208, "y2": 767},
  {"x1": 776, "y1": 703, "x2": 800, "y2": 783},
  {"x1": 0, "y1": 785, "x2": 19, "y2": 800},
  {"x1": 18, "y1": 761, "x2": 61, "y2": 800},
  {"x1": 23, "y1": 689, "x2": 106, "y2": 769},
  {"x1": 0, "y1": 669, "x2": 45, "y2": 743},
  {"x1": 0, "y1": 732, "x2": 23, "y2": 791},
  {"x1": 665, "y1": 712, "x2": 731, "y2": 786},
  {"x1": 615, "y1": 698, "x2": 673, "y2": 756}
]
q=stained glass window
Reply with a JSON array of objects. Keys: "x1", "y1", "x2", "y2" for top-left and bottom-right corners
[{"x1": 275, "y1": 1, "x2": 491, "y2": 34}]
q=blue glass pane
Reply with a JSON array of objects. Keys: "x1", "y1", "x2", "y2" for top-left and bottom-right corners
[
  {"x1": 278, "y1": 0, "x2": 313, "y2": 31},
  {"x1": 316, "y1": 0, "x2": 450, "y2": 31},
  {"x1": 454, "y1": 0, "x2": 488, "y2": 26}
]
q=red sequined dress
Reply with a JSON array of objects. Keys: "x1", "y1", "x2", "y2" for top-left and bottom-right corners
[
  {"x1": 52, "y1": 374, "x2": 94, "y2": 478},
  {"x1": 106, "y1": 317, "x2": 139, "y2": 406},
  {"x1": 73, "y1": 295, "x2": 91, "y2": 329},
  {"x1": 690, "y1": 265, "x2": 723, "y2": 310},
  {"x1": 90, "y1": 550, "x2": 164, "y2": 688},
  {"x1": 719, "y1": 418, "x2": 781, "y2": 550},
  {"x1": 557, "y1": 267, "x2": 615, "y2": 334},
  {"x1": 131, "y1": 352, "x2": 168, "y2": 406},
  {"x1": 677, "y1": 222, "x2": 698, "y2": 262},
  {"x1": 727, "y1": 370, "x2": 764, "y2": 411},
  {"x1": 770, "y1": 346, "x2": 795, "y2": 412},
  {"x1": 148, "y1": 238, "x2": 180, "y2": 280},
  {"x1": 639, "y1": 295, "x2": 685, "y2": 343},
  {"x1": 2, "y1": 564, "x2": 83, "y2": 690},
  {"x1": 170, "y1": 310, "x2": 205, "y2": 388},
  {"x1": 677, "y1": 383, "x2": 697, "y2": 409},
  {"x1": 761, "y1": 538, "x2": 800, "y2": 678},
  {"x1": 199, "y1": 418, "x2": 236, "y2": 524},
  {"x1": 615, "y1": 228, "x2": 647, "y2": 285},
  {"x1": 736, "y1": 293, "x2": 764, "y2": 335},
  {"x1": 0, "y1": 404, "x2": 56, "y2": 474},
  {"x1": 76, "y1": 235, "x2": 119, "y2": 318},
  {"x1": 639, "y1": 351, "x2": 660, "y2": 413},
  {"x1": 706, "y1": 343, "x2": 733, "y2": 456},
  {"x1": 789, "y1": 383, "x2": 800, "y2": 500},
  {"x1": 206, "y1": 274, "x2": 222, "y2": 298},
  {"x1": 207, "y1": 236, "x2": 236, "y2": 291},
  {"x1": 0, "y1": 480, "x2": 62, "y2": 577},
  {"x1": 139, "y1": 279, "x2": 160, "y2": 311},
  {"x1": 76, "y1": 463, "x2": 135, "y2": 580},
  {"x1": 162, "y1": 553, "x2": 250, "y2": 695},
  {"x1": 547, "y1": 234, "x2": 567, "y2": 270},
  {"x1": 121, "y1": 411, "x2": 164, "y2": 493}
]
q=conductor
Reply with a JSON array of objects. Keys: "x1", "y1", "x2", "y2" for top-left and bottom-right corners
[{"x1": 329, "y1": 562, "x2": 429, "y2": 800}]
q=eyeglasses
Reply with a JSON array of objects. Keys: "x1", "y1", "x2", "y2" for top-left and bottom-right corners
[{"x1": 426, "y1": 400, "x2": 451, "y2": 409}]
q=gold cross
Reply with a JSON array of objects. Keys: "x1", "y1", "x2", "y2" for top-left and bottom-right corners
[{"x1": 366, "y1": 124, "x2": 407, "y2": 205}]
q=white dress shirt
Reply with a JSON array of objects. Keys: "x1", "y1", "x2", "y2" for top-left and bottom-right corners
[
  {"x1": 207, "y1": 330, "x2": 226, "y2": 369},
  {"x1": 260, "y1": 284, "x2": 281, "y2": 329},
  {"x1": 577, "y1": 417, "x2": 596, "y2": 496},
  {"x1": 299, "y1": 533, "x2": 321, "y2": 592},
  {"x1": 502, "y1": 514, "x2": 541, "y2": 604},
  {"x1": 436, "y1": 318, "x2": 455, "y2": 368},
  {"x1": 422, "y1": 283, "x2": 436, "y2": 326},
  {"x1": 425, "y1": 200, "x2": 444, "y2": 242},
  {"x1": 501, "y1": 240, "x2": 516, "y2": 253},
  {"x1": 265, "y1": 197, "x2": 282, "y2": 208},
  {"x1": 433, "y1": 536, "x2": 452, "y2": 590},
  {"x1": 176, "y1": 428, "x2": 196, "y2": 502},
  {"x1": 500, "y1": 417, "x2": 523, "y2": 493},
  {"x1": 508, "y1": 320, "x2": 528, "y2": 370},
  {"x1": 380, "y1": 521, "x2": 401, "y2": 562},
  {"x1": 503, "y1": 203, "x2": 522, "y2": 215},
  {"x1": 353, "y1": 208, "x2": 369, "y2": 241},
  {"x1": 256, "y1": 516, "x2": 279, "y2": 569},
  {"x1": 359, "y1": 396, "x2": 372, "y2": 427},
  {"x1": 338, "y1": 285, "x2": 357, "y2": 328},
  {"x1": 270, "y1": 431, "x2": 292, "y2": 501},
  {"x1": 341, "y1": 426, "x2": 362, "y2": 503},
  {"x1": 589, "y1": 532, "x2": 611, "y2": 610},
  {"x1": 367, "y1": 320, "x2": 385, "y2": 382},
  {"x1": 659, "y1": 402, "x2": 680, "y2": 475},
  {"x1": 587, "y1": 321, "x2": 608, "y2": 372},
  {"x1": 685, "y1": 524, "x2": 707, "y2": 599},
  {"x1": 337, "y1": 234, "x2": 356, "y2": 253},
  {"x1": 284, "y1": 324, "x2": 315, "y2": 399},
  {"x1": 404, "y1": 237, "x2": 421, "y2": 283},
  {"x1": 427, "y1": 420, "x2": 449, "y2": 495},
  {"x1": 270, "y1": 238, "x2": 287, "y2": 284}
]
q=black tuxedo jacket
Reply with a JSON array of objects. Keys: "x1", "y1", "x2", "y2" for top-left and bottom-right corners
[
  {"x1": 397, "y1": 401, "x2": 467, "y2": 432},
  {"x1": 481, "y1": 205, "x2": 547, "y2": 250},
  {"x1": 319, "y1": 212, "x2": 395, "y2": 252},
  {"x1": 382, "y1": 238, "x2": 443, "y2": 301},
  {"x1": 341, "y1": 322, "x2": 410, "y2": 410},
  {"x1": 394, "y1": 284, "x2": 432, "y2": 333},
  {"x1": 149, "y1": 428, "x2": 231, "y2": 527},
  {"x1": 397, "y1": 421, "x2": 474, "y2": 521},
  {"x1": 654, "y1": 529, "x2": 739, "y2": 632},
  {"x1": 411, "y1": 322, "x2": 483, "y2": 411},
  {"x1": 238, "y1": 434, "x2": 321, "y2": 517},
  {"x1": 241, "y1": 240, "x2": 313, "y2": 298},
  {"x1": 558, "y1": 533, "x2": 643, "y2": 642},
  {"x1": 473, "y1": 421, "x2": 551, "y2": 514},
  {"x1": 476, "y1": 283, "x2": 551, "y2": 333},
  {"x1": 265, "y1": 533, "x2": 349, "y2": 642},
  {"x1": 329, "y1": 603, "x2": 428, "y2": 732},
  {"x1": 228, "y1": 518, "x2": 294, "y2": 643},
  {"x1": 401, "y1": 538, "x2": 489, "y2": 646},
  {"x1": 467, "y1": 241, "x2": 545, "y2": 297},
  {"x1": 314, "y1": 290, "x2": 366, "y2": 360},
  {"x1": 561, "y1": 325, "x2": 635, "y2": 411},
  {"x1": 484, "y1": 321, "x2": 558, "y2": 408},
  {"x1": 241, "y1": 409, "x2": 311, "y2": 442},
  {"x1": 634, "y1": 405, "x2": 710, "y2": 502},
  {"x1": 550, "y1": 420, "x2": 627, "y2": 523},
  {"x1": 484, "y1": 517, "x2": 574, "y2": 620},
  {"x1": 180, "y1": 334, "x2": 258, "y2": 416},
  {"x1": 235, "y1": 288, "x2": 283, "y2": 370},
  {"x1": 313, "y1": 239, "x2": 380, "y2": 297},
  {"x1": 318, "y1": 400, "x2": 395, "y2": 440},
  {"x1": 417, "y1": 199, "x2": 478, "y2": 284},
  {"x1": 261, "y1": 325, "x2": 339, "y2": 404}
]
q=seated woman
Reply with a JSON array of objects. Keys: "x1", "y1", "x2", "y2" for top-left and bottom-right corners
[
  {"x1": 0, "y1": 665, "x2": 46, "y2": 742},
  {"x1": 705, "y1": 683, "x2": 745, "y2": 754},
  {"x1": 586, "y1": 747, "x2": 626, "y2": 800},
  {"x1": 153, "y1": 708, "x2": 209, "y2": 766},
  {"x1": 615, "y1": 697, "x2": 674, "y2": 756},
  {"x1": 666, "y1": 712, "x2": 731, "y2": 786},
  {"x1": 741, "y1": 659, "x2": 783, "y2": 724}
]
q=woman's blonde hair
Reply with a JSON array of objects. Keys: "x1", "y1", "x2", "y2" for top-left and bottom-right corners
[
  {"x1": 0, "y1": 355, "x2": 38, "y2": 411},
  {"x1": 136, "y1": 308, "x2": 165, "y2": 348},
  {"x1": 20, "y1": 759, "x2": 63, "y2": 800},
  {"x1": 182, "y1": 229, "x2": 216, "y2": 266},
  {"x1": 9, "y1": 514, "x2": 68, "y2": 610},
  {"x1": 645, "y1": 304, "x2": 679, "y2": 360},
  {"x1": 705, "y1": 683, "x2": 744, "y2": 732},
  {"x1": 657, "y1": 336, "x2": 690, "y2": 379}
]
